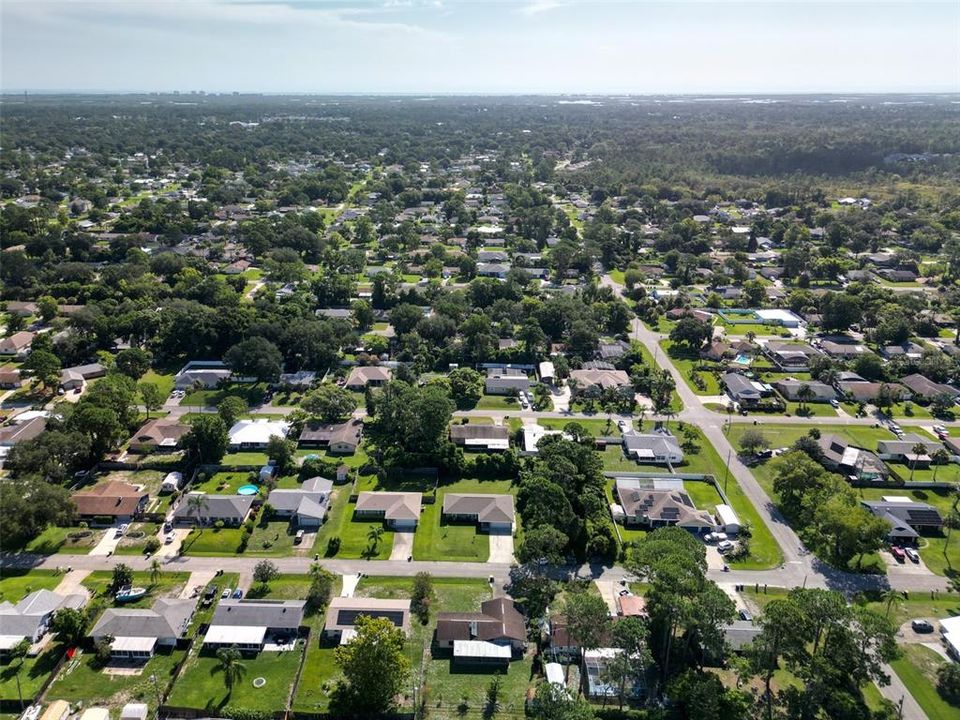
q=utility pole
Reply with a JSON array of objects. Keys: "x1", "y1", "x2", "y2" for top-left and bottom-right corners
[
  {"x1": 723, "y1": 448, "x2": 732, "y2": 494},
  {"x1": 897, "y1": 694, "x2": 904, "y2": 720}
]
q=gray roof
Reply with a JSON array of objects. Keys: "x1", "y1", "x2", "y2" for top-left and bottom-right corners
[
  {"x1": 774, "y1": 380, "x2": 837, "y2": 402},
  {"x1": 0, "y1": 590, "x2": 85, "y2": 638},
  {"x1": 723, "y1": 620, "x2": 761, "y2": 651},
  {"x1": 211, "y1": 600, "x2": 306, "y2": 630},
  {"x1": 267, "y1": 477, "x2": 333, "y2": 518},
  {"x1": 877, "y1": 433, "x2": 943, "y2": 456},
  {"x1": 621, "y1": 432, "x2": 682, "y2": 459},
  {"x1": 442, "y1": 493, "x2": 515, "y2": 524},
  {"x1": 90, "y1": 599, "x2": 195, "y2": 641},
  {"x1": 862, "y1": 500, "x2": 943, "y2": 532},
  {"x1": 173, "y1": 493, "x2": 255, "y2": 521}
]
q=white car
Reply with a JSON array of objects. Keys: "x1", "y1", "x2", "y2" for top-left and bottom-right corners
[
  {"x1": 933, "y1": 425, "x2": 947, "y2": 434},
  {"x1": 164, "y1": 532, "x2": 176, "y2": 544},
  {"x1": 717, "y1": 540, "x2": 734, "y2": 553},
  {"x1": 617, "y1": 420, "x2": 629, "y2": 432},
  {"x1": 904, "y1": 547, "x2": 920, "y2": 563},
  {"x1": 116, "y1": 524, "x2": 129, "y2": 538}
]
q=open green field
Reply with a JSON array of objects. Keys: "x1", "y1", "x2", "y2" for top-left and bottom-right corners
[
  {"x1": 659, "y1": 340, "x2": 721, "y2": 395},
  {"x1": 15, "y1": 525, "x2": 101, "y2": 555},
  {"x1": 140, "y1": 369, "x2": 176, "y2": 399},
  {"x1": 181, "y1": 382, "x2": 267, "y2": 408},
  {"x1": 181, "y1": 526, "x2": 247, "y2": 556},
  {"x1": 246, "y1": 519, "x2": 298, "y2": 557},
  {"x1": 412, "y1": 479, "x2": 514, "y2": 562},
  {"x1": 472, "y1": 394, "x2": 521, "y2": 411},
  {"x1": 0, "y1": 569, "x2": 61, "y2": 603},
  {"x1": 889, "y1": 644, "x2": 960, "y2": 720},
  {"x1": 338, "y1": 513, "x2": 395, "y2": 560}
]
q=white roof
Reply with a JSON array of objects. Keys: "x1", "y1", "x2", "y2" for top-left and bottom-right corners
[
  {"x1": 545, "y1": 662, "x2": 565, "y2": 686},
  {"x1": 453, "y1": 640, "x2": 512, "y2": 659},
  {"x1": 0, "y1": 635, "x2": 25, "y2": 650},
  {"x1": 539, "y1": 361, "x2": 556, "y2": 378},
  {"x1": 111, "y1": 636, "x2": 158, "y2": 652},
  {"x1": 522, "y1": 424, "x2": 563, "y2": 454},
  {"x1": 228, "y1": 419, "x2": 291, "y2": 446},
  {"x1": 120, "y1": 704, "x2": 149, "y2": 720},
  {"x1": 755, "y1": 308, "x2": 803, "y2": 324},
  {"x1": 205, "y1": 624, "x2": 266, "y2": 646},
  {"x1": 162, "y1": 472, "x2": 182, "y2": 484},
  {"x1": 941, "y1": 616, "x2": 960, "y2": 635},
  {"x1": 78, "y1": 709, "x2": 110, "y2": 720},
  {"x1": 945, "y1": 631, "x2": 960, "y2": 656},
  {"x1": 464, "y1": 438, "x2": 510, "y2": 450},
  {"x1": 882, "y1": 496, "x2": 914, "y2": 503},
  {"x1": 715, "y1": 504, "x2": 740, "y2": 526},
  {"x1": 339, "y1": 628, "x2": 357, "y2": 645}
]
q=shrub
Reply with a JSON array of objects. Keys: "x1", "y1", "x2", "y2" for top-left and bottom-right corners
[
  {"x1": 938, "y1": 663, "x2": 960, "y2": 705},
  {"x1": 144, "y1": 537, "x2": 161, "y2": 554},
  {"x1": 326, "y1": 536, "x2": 341, "y2": 556}
]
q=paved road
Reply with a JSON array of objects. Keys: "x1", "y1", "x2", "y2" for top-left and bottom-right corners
[{"x1": 876, "y1": 664, "x2": 926, "y2": 720}]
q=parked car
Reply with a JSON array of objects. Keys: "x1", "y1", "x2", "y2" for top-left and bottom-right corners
[
  {"x1": 617, "y1": 419, "x2": 628, "y2": 432},
  {"x1": 890, "y1": 546, "x2": 906, "y2": 562},
  {"x1": 738, "y1": 609, "x2": 753, "y2": 622},
  {"x1": 294, "y1": 530, "x2": 305, "y2": 545},
  {"x1": 163, "y1": 533, "x2": 176, "y2": 544},
  {"x1": 911, "y1": 619, "x2": 934, "y2": 633},
  {"x1": 904, "y1": 547, "x2": 920, "y2": 563},
  {"x1": 116, "y1": 524, "x2": 129, "y2": 538},
  {"x1": 163, "y1": 521, "x2": 173, "y2": 533},
  {"x1": 717, "y1": 540, "x2": 734, "y2": 553},
  {"x1": 829, "y1": 398, "x2": 839, "y2": 408},
  {"x1": 232, "y1": 589, "x2": 243, "y2": 599},
  {"x1": 202, "y1": 585, "x2": 218, "y2": 606},
  {"x1": 221, "y1": 588, "x2": 231, "y2": 599}
]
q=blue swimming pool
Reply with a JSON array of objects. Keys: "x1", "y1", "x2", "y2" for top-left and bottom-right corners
[
  {"x1": 733, "y1": 354, "x2": 751, "y2": 365},
  {"x1": 237, "y1": 485, "x2": 258, "y2": 496}
]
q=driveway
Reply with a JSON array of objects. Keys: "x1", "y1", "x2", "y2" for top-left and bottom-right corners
[
  {"x1": 53, "y1": 569, "x2": 91, "y2": 600},
  {"x1": 551, "y1": 385, "x2": 571, "y2": 413},
  {"x1": 89, "y1": 527, "x2": 122, "y2": 556},
  {"x1": 881, "y1": 551, "x2": 935, "y2": 577},
  {"x1": 389, "y1": 530, "x2": 414, "y2": 561},
  {"x1": 155, "y1": 528, "x2": 191, "y2": 559},
  {"x1": 488, "y1": 531, "x2": 515, "y2": 564},
  {"x1": 178, "y1": 570, "x2": 216, "y2": 599},
  {"x1": 594, "y1": 580, "x2": 619, "y2": 615}
]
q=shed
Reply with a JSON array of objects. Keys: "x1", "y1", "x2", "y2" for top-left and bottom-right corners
[
  {"x1": 160, "y1": 472, "x2": 183, "y2": 493},
  {"x1": 120, "y1": 704, "x2": 148, "y2": 720},
  {"x1": 715, "y1": 504, "x2": 741, "y2": 534},
  {"x1": 545, "y1": 662, "x2": 566, "y2": 689},
  {"x1": 40, "y1": 702, "x2": 71, "y2": 720}
]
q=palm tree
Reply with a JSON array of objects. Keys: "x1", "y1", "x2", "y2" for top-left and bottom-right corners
[
  {"x1": 149, "y1": 559, "x2": 161, "y2": 586},
  {"x1": 215, "y1": 646, "x2": 247, "y2": 697},
  {"x1": 909, "y1": 442, "x2": 928, "y2": 481},
  {"x1": 797, "y1": 384, "x2": 814, "y2": 415},
  {"x1": 932, "y1": 449, "x2": 950, "y2": 481},
  {"x1": 9, "y1": 639, "x2": 30, "y2": 711},
  {"x1": 367, "y1": 526, "x2": 384, "y2": 553},
  {"x1": 186, "y1": 493, "x2": 209, "y2": 528},
  {"x1": 881, "y1": 589, "x2": 903, "y2": 619}
]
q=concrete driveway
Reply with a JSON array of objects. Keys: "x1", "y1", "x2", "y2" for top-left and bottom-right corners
[
  {"x1": 551, "y1": 385, "x2": 571, "y2": 413},
  {"x1": 155, "y1": 528, "x2": 191, "y2": 558},
  {"x1": 488, "y1": 531, "x2": 515, "y2": 564},
  {"x1": 89, "y1": 527, "x2": 122, "y2": 556},
  {"x1": 882, "y1": 551, "x2": 935, "y2": 577},
  {"x1": 389, "y1": 530, "x2": 414, "y2": 561},
  {"x1": 594, "y1": 580, "x2": 619, "y2": 615}
]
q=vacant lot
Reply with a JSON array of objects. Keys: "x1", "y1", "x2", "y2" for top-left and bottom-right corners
[{"x1": 0, "y1": 569, "x2": 61, "y2": 602}]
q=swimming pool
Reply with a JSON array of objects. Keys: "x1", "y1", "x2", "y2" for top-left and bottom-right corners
[
  {"x1": 237, "y1": 485, "x2": 259, "y2": 496},
  {"x1": 733, "y1": 354, "x2": 751, "y2": 365}
]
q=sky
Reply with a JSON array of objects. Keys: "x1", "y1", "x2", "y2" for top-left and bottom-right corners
[{"x1": 2, "y1": 0, "x2": 958, "y2": 94}]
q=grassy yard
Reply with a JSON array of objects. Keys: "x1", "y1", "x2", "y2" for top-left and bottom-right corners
[
  {"x1": 338, "y1": 513, "x2": 395, "y2": 560},
  {"x1": 82, "y1": 571, "x2": 190, "y2": 608},
  {"x1": 0, "y1": 644, "x2": 64, "y2": 704},
  {"x1": 47, "y1": 646, "x2": 186, "y2": 711},
  {"x1": 889, "y1": 644, "x2": 960, "y2": 720},
  {"x1": 140, "y1": 370, "x2": 175, "y2": 399},
  {"x1": 856, "y1": 589, "x2": 960, "y2": 627},
  {"x1": 473, "y1": 394, "x2": 521, "y2": 411},
  {"x1": 166, "y1": 646, "x2": 303, "y2": 713},
  {"x1": 659, "y1": 340, "x2": 722, "y2": 396},
  {"x1": 18, "y1": 525, "x2": 101, "y2": 555},
  {"x1": 181, "y1": 382, "x2": 267, "y2": 408},
  {"x1": 219, "y1": 451, "x2": 270, "y2": 466},
  {"x1": 246, "y1": 519, "x2": 298, "y2": 557},
  {"x1": 539, "y1": 417, "x2": 621, "y2": 437},
  {"x1": 181, "y1": 526, "x2": 247, "y2": 556},
  {"x1": 0, "y1": 569, "x2": 61, "y2": 603},
  {"x1": 193, "y1": 470, "x2": 257, "y2": 494},
  {"x1": 782, "y1": 401, "x2": 839, "y2": 417},
  {"x1": 114, "y1": 522, "x2": 162, "y2": 556}
]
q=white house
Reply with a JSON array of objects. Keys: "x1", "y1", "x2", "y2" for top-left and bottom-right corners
[{"x1": 228, "y1": 419, "x2": 291, "y2": 450}]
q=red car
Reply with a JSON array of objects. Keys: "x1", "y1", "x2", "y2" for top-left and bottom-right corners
[{"x1": 890, "y1": 546, "x2": 906, "y2": 562}]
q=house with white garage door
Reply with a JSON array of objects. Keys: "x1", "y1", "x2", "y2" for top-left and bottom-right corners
[
  {"x1": 354, "y1": 491, "x2": 422, "y2": 529},
  {"x1": 441, "y1": 493, "x2": 515, "y2": 532}
]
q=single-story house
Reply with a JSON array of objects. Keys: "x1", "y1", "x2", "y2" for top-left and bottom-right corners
[
  {"x1": 817, "y1": 434, "x2": 888, "y2": 480},
  {"x1": 323, "y1": 597, "x2": 411, "y2": 643},
  {"x1": 763, "y1": 341, "x2": 820, "y2": 371},
  {"x1": 754, "y1": 309, "x2": 804, "y2": 328},
  {"x1": 723, "y1": 620, "x2": 762, "y2": 653},
  {"x1": 343, "y1": 365, "x2": 392, "y2": 390},
  {"x1": 203, "y1": 600, "x2": 306, "y2": 652},
  {"x1": 0, "y1": 590, "x2": 86, "y2": 653},
  {"x1": 441, "y1": 493, "x2": 515, "y2": 532},
  {"x1": 298, "y1": 419, "x2": 363, "y2": 453},
  {"x1": 520, "y1": 424, "x2": 564, "y2": 455},
  {"x1": 227, "y1": 419, "x2": 291, "y2": 450},
  {"x1": 449, "y1": 424, "x2": 511, "y2": 452},
  {"x1": 616, "y1": 594, "x2": 647, "y2": 618},
  {"x1": 485, "y1": 367, "x2": 530, "y2": 395},
  {"x1": 820, "y1": 339, "x2": 873, "y2": 360},
  {"x1": 3, "y1": 301, "x2": 38, "y2": 317},
  {"x1": 877, "y1": 433, "x2": 944, "y2": 465},
  {"x1": 0, "y1": 366, "x2": 22, "y2": 389},
  {"x1": 723, "y1": 373, "x2": 773, "y2": 405},
  {"x1": 568, "y1": 368, "x2": 631, "y2": 393},
  {"x1": 599, "y1": 341, "x2": 630, "y2": 361},
  {"x1": 900, "y1": 374, "x2": 959, "y2": 402},
  {"x1": 173, "y1": 360, "x2": 233, "y2": 389},
  {"x1": 0, "y1": 414, "x2": 47, "y2": 447},
  {"x1": 613, "y1": 479, "x2": 714, "y2": 531},
  {"x1": 71, "y1": 481, "x2": 149, "y2": 523},
  {"x1": 129, "y1": 417, "x2": 189, "y2": 452},
  {"x1": 861, "y1": 497, "x2": 943, "y2": 543},
  {"x1": 435, "y1": 597, "x2": 526, "y2": 665},
  {"x1": 774, "y1": 380, "x2": 837, "y2": 403},
  {"x1": 173, "y1": 493, "x2": 255, "y2": 526},
  {"x1": 837, "y1": 382, "x2": 910, "y2": 404},
  {"x1": 89, "y1": 599, "x2": 195, "y2": 660},
  {"x1": 354, "y1": 491, "x2": 422, "y2": 529},
  {"x1": 267, "y1": 477, "x2": 333, "y2": 528},
  {"x1": 880, "y1": 342, "x2": 925, "y2": 361},
  {"x1": 0, "y1": 331, "x2": 35, "y2": 359},
  {"x1": 621, "y1": 431, "x2": 684, "y2": 465},
  {"x1": 278, "y1": 371, "x2": 317, "y2": 388},
  {"x1": 546, "y1": 616, "x2": 581, "y2": 661},
  {"x1": 59, "y1": 363, "x2": 107, "y2": 390}
]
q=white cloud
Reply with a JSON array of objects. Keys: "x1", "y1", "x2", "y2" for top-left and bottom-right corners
[{"x1": 515, "y1": 0, "x2": 565, "y2": 17}]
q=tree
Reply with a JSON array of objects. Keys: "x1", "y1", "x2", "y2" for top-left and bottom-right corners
[
  {"x1": 0, "y1": 478, "x2": 75, "y2": 547},
  {"x1": 253, "y1": 559, "x2": 279, "y2": 587},
  {"x1": 506, "y1": 566, "x2": 558, "y2": 620},
  {"x1": 94, "y1": 635, "x2": 115, "y2": 664},
  {"x1": 333, "y1": 615, "x2": 411, "y2": 717},
  {"x1": 669, "y1": 317, "x2": 712, "y2": 352},
  {"x1": 138, "y1": 382, "x2": 164, "y2": 418},
  {"x1": 880, "y1": 589, "x2": 902, "y2": 619},
  {"x1": 738, "y1": 428, "x2": 770, "y2": 456},
  {"x1": 37, "y1": 295, "x2": 58, "y2": 324},
  {"x1": 51, "y1": 607, "x2": 88, "y2": 645},
  {"x1": 668, "y1": 669, "x2": 751, "y2": 720},
  {"x1": 8, "y1": 638, "x2": 30, "y2": 710},
  {"x1": 411, "y1": 572, "x2": 433, "y2": 624},
  {"x1": 266, "y1": 434, "x2": 296, "y2": 473},
  {"x1": 22, "y1": 350, "x2": 61, "y2": 390},
  {"x1": 518, "y1": 526, "x2": 569, "y2": 565},
  {"x1": 937, "y1": 663, "x2": 960, "y2": 705},
  {"x1": 368, "y1": 380, "x2": 454, "y2": 458},
  {"x1": 564, "y1": 592, "x2": 611, "y2": 670},
  {"x1": 447, "y1": 367, "x2": 484, "y2": 405},
  {"x1": 933, "y1": 448, "x2": 951, "y2": 481},
  {"x1": 115, "y1": 347, "x2": 153, "y2": 379},
  {"x1": 796, "y1": 383, "x2": 815, "y2": 414},
  {"x1": 224, "y1": 336, "x2": 283, "y2": 382},
  {"x1": 186, "y1": 493, "x2": 209, "y2": 532},
  {"x1": 149, "y1": 558, "x2": 162, "y2": 586},
  {"x1": 910, "y1": 442, "x2": 928, "y2": 481},
  {"x1": 184, "y1": 415, "x2": 229, "y2": 464},
  {"x1": 306, "y1": 564, "x2": 335, "y2": 612},
  {"x1": 215, "y1": 646, "x2": 247, "y2": 698},
  {"x1": 388, "y1": 303, "x2": 423, "y2": 335},
  {"x1": 528, "y1": 682, "x2": 595, "y2": 720},
  {"x1": 111, "y1": 563, "x2": 133, "y2": 592},
  {"x1": 366, "y1": 526, "x2": 385, "y2": 555},
  {"x1": 301, "y1": 384, "x2": 358, "y2": 421},
  {"x1": 217, "y1": 395, "x2": 247, "y2": 428},
  {"x1": 351, "y1": 299, "x2": 374, "y2": 330}
]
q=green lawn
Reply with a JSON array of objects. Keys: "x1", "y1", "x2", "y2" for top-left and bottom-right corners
[
  {"x1": 181, "y1": 526, "x2": 247, "y2": 556},
  {"x1": 246, "y1": 519, "x2": 298, "y2": 557},
  {"x1": 782, "y1": 401, "x2": 839, "y2": 418},
  {"x1": 540, "y1": 417, "x2": 621, "y2": 437},
  {"x1": 0, "y1": 569, "x2": 61, "y2": 603},
  {"x1": 18, "y1": 525, "x2": 100, "y2": 555},
  {"x1": 889, "y1": 644, "x2": 960, "y2": 720},
  {"x1": 474, "y1": 395, "x2": 521, "y2": 411},
  {"x1": 193, "y1": 471, "x2": 257, "y2": 494},
  {"x1": 683, "y1": 479, "x2": 725, "y2": 512},
  {"x1": 181, "y1": 382, "x2": 267, "y2": 408},
  {"x1": 856, "y1": 589, "x2": 960, "y2": 627},
  {"x1": 219, "y1": 451, "x2": 270, "y2": 466},
  {"x1": 659, "y1": 340, "x2": 722, "y2": 396},
  {"x1": 114, "y1": 522, "x2": 162, "y2": 556},
  {"x1": 47, "y1": 646, "x2": 186, "y2": 711},
  {"x1": 82, "y1": 571, "x2": 190, "y2": 608},
  {"x1": 166, "y1": 646, "x2": 303, "y2": 713},
  {"x1": 0, "y1": 644, "x2": 64, "y2": 704},
  {"x1": 140, "y1": 370, "x2": 175, "y2": 399}
]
